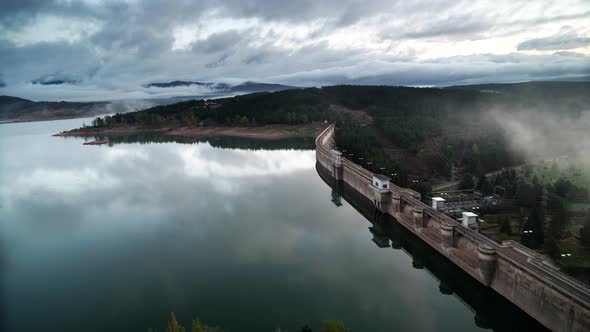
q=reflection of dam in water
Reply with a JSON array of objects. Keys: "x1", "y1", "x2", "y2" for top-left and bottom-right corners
[{"x1": 317, "y1": 163, "x2": 549, "y2": 331}]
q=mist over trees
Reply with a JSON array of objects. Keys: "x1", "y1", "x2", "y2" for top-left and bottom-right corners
[
  {"x1": 82, "y1": 83, "x2": 589, "y2": 186},
  {"x1": 73, "y1": 81, "x2": 590, "y2": 281}
]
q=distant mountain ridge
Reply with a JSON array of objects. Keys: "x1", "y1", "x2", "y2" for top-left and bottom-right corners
[
  {"x1": 31, "y1": 73, "x2": 82, "y2": 86},
  {"x1": 444, "y1": 81, "x2": 590, "y2": 105},
  {"x1": 0, "y1": 80, "x2": 297, "y2": 123},
  {"x1": 0, "y1": 96, "x2": 31, "y2": 104},
  {"x1": 0, "y1": 95, "x2": 110, "y2": 123},
  {"x1": 145, "y1": 80, "x2": 296, "y2": 93},
  {"x1": 444, "y1": 81, "x2": 590, "y2": 94},
  {"x1": 229, "y1": 81, "x2": 296, "y2": 93},
  {"x1": 8, "y1": 80, "x2": 587, "y2": 124},
  {"x1": 144, "y1": 81, "x2": 231, "y2": 90},
  {"x1": 32, "y1": 79, "x2": 81, "y2": 85}
]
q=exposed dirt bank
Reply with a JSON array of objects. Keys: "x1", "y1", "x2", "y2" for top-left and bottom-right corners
[{"x1": 54, "y1": 123, "x2": 327, "y2": 140}]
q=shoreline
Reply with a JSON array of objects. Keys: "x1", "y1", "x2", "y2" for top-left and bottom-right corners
[{"x1": 53, "y1": 123, "x2": 326, "y2": 140}]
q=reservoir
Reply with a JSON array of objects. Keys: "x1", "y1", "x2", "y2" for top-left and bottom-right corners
[{"x1": 0, "y1": 119, "x2": 546, "y2": 331}]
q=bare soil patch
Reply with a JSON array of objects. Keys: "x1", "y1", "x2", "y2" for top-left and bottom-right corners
[{"x1": 55, "y1": 123, "x2": 327, "y2": 140}]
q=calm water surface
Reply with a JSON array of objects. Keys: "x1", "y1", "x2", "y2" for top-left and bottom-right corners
[{"x1": 0, "y1": 119, "x2": 546, "y2": 331}]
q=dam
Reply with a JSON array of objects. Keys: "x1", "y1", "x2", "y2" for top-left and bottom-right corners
[{"x1": 315, "y1": 124, "x2": 590, "y2": 332}]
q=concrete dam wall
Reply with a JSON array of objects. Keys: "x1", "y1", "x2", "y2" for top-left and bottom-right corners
[{"x1": 315, "y1": 124, "x2": 590, "y2": 332}]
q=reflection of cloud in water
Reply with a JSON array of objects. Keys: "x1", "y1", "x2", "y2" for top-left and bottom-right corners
[
  {"x1": 102, "y1": 147, "x2": 150, "y2": 164},
  {"x1": 177, "y1": 144, "x2": 315, "y2": 194},
  {"x1": 2, "y1": 143, "x2": 315, "y2": 206},
  {"x1": 12, "y1": 168, "x2": 120, "y2": 197},
  {"x1": 179, "y1": 145, "x2": 315, "y2": 178},
  {"x1": 0, "y1": 136, "x2": 485, "y2": 331}
]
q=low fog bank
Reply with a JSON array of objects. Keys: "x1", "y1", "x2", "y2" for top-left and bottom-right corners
[
  {"x1": 102, "y1": 99, "x2": 160, "y2": 114},
  {"x1": 487, "y1": 108, "x2": 590, "y2": 166},
  {"x1": 0, "y1": 82, "x2": 233, "y2": 103},
  {"x1": 70, "y1": 93, "x2": 232, "y2": 119}
]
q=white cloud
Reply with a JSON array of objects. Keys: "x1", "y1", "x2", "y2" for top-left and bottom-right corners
[
  {"x1": 103, "y1": 146, "x2": 150, "y2": 164},
  {"x1": 12, "y1": 167, "x2": 120, "y2": 197},
  {"x1": 180, "y1": 144, "x2": 315, "y2": 179},
  {"x1": 0, "y1": 0, "x2": 588, "y2": 101}
]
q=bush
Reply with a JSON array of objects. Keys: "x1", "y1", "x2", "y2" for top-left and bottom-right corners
[{"x1": 321, "y1": 320, "x2": 350, "y2": 332}]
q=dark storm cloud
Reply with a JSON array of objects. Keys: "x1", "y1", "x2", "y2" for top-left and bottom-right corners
[
  {"x1": 243, "y1": 52, "x2": 268, "y2": 65},
  {"x1": 191, "y1": 30, "x2": 244, "y2": 54},
  {"x1": 215, "y1": 0, "x2": 385, "y2": 24},
  {"x1": 0, "y1": 39, "x2": 99, "y2": 71},
  {"x1": 32, "y1": 73, "x2": 81, "y2": 85},
  {"x1": 206, "y1": 54, "x2": 231, "y2": 68},
  {"x1": 0, "y1": 40, "x2": 100, "y2": 81},
  {"x1": 0, "y1": 0, "x2": 50, "y2": 27},
  {"x1": 0, "y1": 0, "x2": 588, "y2": 101}
]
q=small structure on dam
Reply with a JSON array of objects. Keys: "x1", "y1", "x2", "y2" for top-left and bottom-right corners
[
  {"x1": 371, "y1": 174, "x2": 391, "y2": 213},
  {"x1": 330, "y1": 149, "x2": 343, "y2": 181},
  {"x1": 461, "y1": 211, "x2": 479, "y2": 230},
  {"x1": 431, "y1": 196, "x2": 446, "y2": 210},
  {"x1": 372, "y1": 174, "x2": 390, "y2": 190},
  {"x1": 315, "y1": 124, "x2": 590, "y2": 332}
]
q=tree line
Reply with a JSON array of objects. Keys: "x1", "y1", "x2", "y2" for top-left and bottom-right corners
[
  {"x1": 459, "y1": 168, "x2": 589, "y2": 258},
  {"x1": 82, "y1": 84, "x2": 588, "y2": 189}
]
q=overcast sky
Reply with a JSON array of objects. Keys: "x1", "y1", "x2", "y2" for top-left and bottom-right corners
[{"x1": 1, "y1": 0, "x2": 589, "y2": 101}]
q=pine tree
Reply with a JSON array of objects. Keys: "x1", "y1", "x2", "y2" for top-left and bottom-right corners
[
  {"x1": 550, "y1": 198, "x2": 569, "y2": 237},
  {"x1": 476, "y1": 174, "x2": 486, "y2": 191},
  {"x1": 459, "y1": 173, "x2": 475, "y2": 190},
  {"x1": 191, "y1": 320, "x2": 201, "y2": 332},
  {"x1": 530, "y1": 207, "x2": 545, "y2": 248},
  {"x1": 166, "y1": 312, "x2": 181, "y2": 332},
  {"x1": 500, "y1": 216, "x2": 512, "y2": 235},
  {"x1": 544, "y1": 231, "x2": 560, "y2": 258},
  {"x1": 580, "y1": 213, "x2": 590, "y2": 245},
  {"x1": 300, "y1": 325, "x2": 312, "y2": 332},
  {"x1": 190, "y1": 318, "x2": 223, "y2": 332},
  {"x1": 322, "y1": 320, "x2": 350, "y2": 332}
]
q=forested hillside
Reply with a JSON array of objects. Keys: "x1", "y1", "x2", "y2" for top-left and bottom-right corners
[{"x1": 77, "y1": 82, "x2": 590, "y2": 185}]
